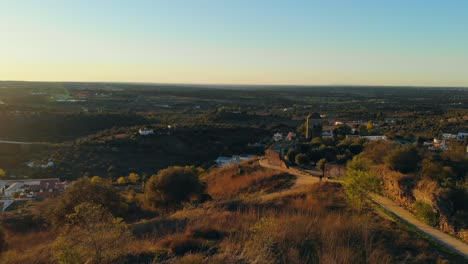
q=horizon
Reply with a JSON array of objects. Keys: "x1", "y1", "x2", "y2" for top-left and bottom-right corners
[
  {"x1": 0, "y1": 80, "x2": 467, "y2": 89},
  {"x1": 1, "y1": 1, "x2": 468, "y2": 86}
]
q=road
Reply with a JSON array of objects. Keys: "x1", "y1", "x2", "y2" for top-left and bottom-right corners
[
  {"x1": 258, "y1": 158, "x2": 468, "y2": 259},
  {"x1": 370, "y1": 193, "x2": 468, "y2": 259},
  {"x1": 0, "y1": 140, "x2": 35, "y2": 145}
]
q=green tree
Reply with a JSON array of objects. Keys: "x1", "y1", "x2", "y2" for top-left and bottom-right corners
[
  {"x1": 90, "y1": 176, "x2": 103, "y2": 185},
  {"x1": 348, "y1": 143, "x2": 363, "y2": 155},
  {"x1": 286, "y1": 149, "x2": 297, "y2": 162},
  {"x1": 53, "y1": 203, "x2": 132, "y2": 264},
  {"x1": 46, "y1": 177, "x2": 127, "y2": 226},
  {"x1": 344, "y1": 169, "x2": 381, "y2": 210},
  {"x1": 310, "y1": 137, "x2": 322, "y2": 146},
  {"x1": 116, "y1": 177, "x2": 127, "y2": 185},
  {"x1": 308, "y1": 148, "x2": 322, "y2": 165},
  {"x1": 414, "y1": 201, "x2": 439, "y2": 226},
  {"x1": 385, "y1": 146, "x2": 421, "y2": 173},
  {"x1": 145, "y1": 166, "x2": 205, "y2": 208},
  {"x1": 295, "y1": 153, "x2": 310, "y2": 167},
  {"x1": 127, "y1": 173, "x2": 140, "y2": 184},
  {"x1": 317, "y1": 159, "x2": 327, "y2": 178},
  {"x1": 0, "y1": 169, "x2": 5, "y2": 177}
]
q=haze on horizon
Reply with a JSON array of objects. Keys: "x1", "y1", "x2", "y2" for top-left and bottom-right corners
[{"x1": 1, "y1": 0, "x2": 468, "y2": 87}]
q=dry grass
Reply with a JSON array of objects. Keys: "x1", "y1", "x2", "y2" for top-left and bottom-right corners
[
  {"x1": 1, "y1": 230, "x2": 57, "y2": 264},
  {"x1": 205, "y1": 160, "x2": 290, "y2": 199},
  {"x1": 0, "y1": 163, "x2": 454, "y2": 263}
]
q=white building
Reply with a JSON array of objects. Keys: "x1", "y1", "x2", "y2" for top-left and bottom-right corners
[
  {"x1": 214, "y1": 155, "x2": 256, "y2": 167},
  {"x1": 139, "y1": 129, "x2": 154, "y2": 136},
  {"x1": 457, "y1": 132, "x2": 468, "y2": 140},
  {"x1": 442, "y1": 133, "x2": 457, "y2": 140},
  {"x1": 272, "y1": 133, "x2": 283, "y2": 142},
  {"x1": 363, "y1": 136, "x2": 387, "y2": 141}
]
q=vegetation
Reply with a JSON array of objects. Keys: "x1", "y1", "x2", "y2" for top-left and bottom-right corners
[
  {"x1": 343, "y1": 156, "x2": 381, "y2": 210},
  {"x1": 145, "y1": 166, "x2": 206, "y2": 209},
  {"x1": 53, "y1": 202, "x2": 132, "y2": 263},
  {"x1": 385, "y1": 145, "x2": 421, "y2": 173},
  {"x1": 414, "y1": 201, "x2": 439, "y2": 227},
  {"x1": 44, "y1": 177, "x2": 128, "y2": 226},
  {"x1": 294, "y1": 153, "x2": 310, "y2": 167},
  {"x1": 0, "y1": 83, "x2": 466, "y2": 262}
]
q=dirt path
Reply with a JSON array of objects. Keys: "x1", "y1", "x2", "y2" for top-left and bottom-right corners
[
  {"x1": 370, "y1": 193, "x2": 468, "y2": 259},
  {"x1": 258, "y1": 159, "x2": 322, "y2": 201},
  {"x1": 259, "y1": 159, "x2": 468, "y2": 259}
]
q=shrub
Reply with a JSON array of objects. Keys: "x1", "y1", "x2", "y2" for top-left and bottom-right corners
[
  {"x1": 45, "y1": 177, "x2": 128, "y2": 226},
  {"x1": 295, "y1": 153, "x2": 310, "y2": 167},
  {"x1": 385, "y1": 145, "x2": 421, "y2": 173},
  {"x1": 414, "y1": 201, "x2": 438, "y2": 226},
  {"x1": 52, "y1": 202, "x2": 132, "y2": 264},
  {"x1": 145, "y1": 166, "x2": 205, "y2": 209}
]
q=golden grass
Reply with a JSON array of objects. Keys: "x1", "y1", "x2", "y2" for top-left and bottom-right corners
[{"x1": 205, "y1": 161, "x2": 286, "y2": 199}]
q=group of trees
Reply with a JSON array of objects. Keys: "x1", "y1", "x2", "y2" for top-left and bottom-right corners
[
  {"x1": 34, "y1": 164, "x2": 208, "y2": 263},
  {"x1": 44, "y1": 177, "x2": 128, "y2": 226},
  {"x1": 116, "y1": 172, "x2": 141, "y2": 185},
  {"x1": 285, "y1": 136, "x2": 366, "y2": 169}
]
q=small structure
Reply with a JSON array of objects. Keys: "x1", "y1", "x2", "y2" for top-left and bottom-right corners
[
  {"x1": 363, "y1": 136, "x2": 387, "y2": 141},
  {"x1": 272, "y1": 133, "x2": 283, "y2": 142},
  {"x1": 0, "y1": 178, "x2": 68, "y2": 198},
  {"x1": 442, "y1": 133, "x2": 457, "y2": 140},
  {"x1": 214, "y1": 155, "x2": 256, "y2": 167},
  {"x1": 139, "y1": 128, "x2": 154, "y2": 136},
  {"x1": 457, "y1": 132, "x2": 468, "y2": 140},
  {"x1": 286, "y1": 132, "x2": 296, "y2": 141},
  {"x1": 26, "y1": 161, "x2": 54, "y2": 168}
]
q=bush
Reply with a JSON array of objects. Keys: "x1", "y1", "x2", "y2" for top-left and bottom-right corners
[
  {"x1": 52, "y1": 202, "x2": 133, "y2": 263},
  {"x1": 295, "y1": 153, "x2": 310, "y2": 167},
  {"x1": 45, "y1": 177, "x2": 128, "y2": 226},
  {"x1": 414, "y1": 201, "x2": 438, "y2": 226},
  {"x1": 385, "y1": 145, "x2": 421, "y2": 173},
  {"x1": 145, "y1": 166, "x2": 205, "y2": 209}
]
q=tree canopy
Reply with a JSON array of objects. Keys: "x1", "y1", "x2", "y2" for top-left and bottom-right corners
[
  {"x1": 53, "y1": 202, "x2": 132, "y2": 264},
  {"x1": 385, "y1": 145, "x2": 421, "y2": 173},
  {"x1": 145, "y1": 166, "x2": 205, "y2": 208},
  {"x1": 46, "y1": 177, "x2": 127, "y2": 226}
]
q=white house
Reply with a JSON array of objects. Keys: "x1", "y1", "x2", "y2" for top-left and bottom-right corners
[
  {"x1": 214, "y1": 155, "x2": 256, "y2": 167},
  {"x1": 272, "y1": 133, "x2": 283, "y2": 142},
  {"x1": 139, "y1": 129, "x2": 154, "y2": 136},
  {"x1": 363, "y1": 136, "x2": 387, "y2": 141},
  {"x1": 442, "y1": 133, "x2": 457, "y2": 140}
]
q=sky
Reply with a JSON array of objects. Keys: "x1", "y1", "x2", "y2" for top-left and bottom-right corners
[{"x1": 1, "y1": 0, "x2": 468, "y2": 86}]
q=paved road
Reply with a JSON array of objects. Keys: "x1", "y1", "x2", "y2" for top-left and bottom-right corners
[
  {"x1": 0, "y1": 140, "x2": 35, "y2": 145},
  {"x1": 259, "y1": 158, "x2": 468, "y2": 259},
  {"x1": 370, "y1": 193, "x2": 468, "y2": 259}
]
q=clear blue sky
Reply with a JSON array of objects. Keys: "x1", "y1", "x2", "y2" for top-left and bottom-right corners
[{"x1": 1, "y1": 0, "x2": 467, "y2": 86}]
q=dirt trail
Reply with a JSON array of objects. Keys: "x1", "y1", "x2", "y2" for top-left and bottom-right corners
[{"x1": 258, "y1": 159, "x2": 322, "y2": 201}]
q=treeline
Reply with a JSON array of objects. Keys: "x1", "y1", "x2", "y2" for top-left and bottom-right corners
[{"x1": 0, "y1": 112, "x2": 152, "y2": 142}]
